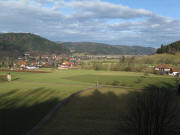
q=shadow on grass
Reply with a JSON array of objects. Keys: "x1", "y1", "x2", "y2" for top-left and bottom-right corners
[
  {"x1": 34, "y1": 89, "x2": 127, "y2": 135},
  {"x1": 118, "y1": 84, "x2": 180, "y2": 135},
  {"x1": 0, "y1": 88, "x2": 60, "y2": 135},
  {"x1": 35, "y1": 83, "x2": 180, "y2": 135}
]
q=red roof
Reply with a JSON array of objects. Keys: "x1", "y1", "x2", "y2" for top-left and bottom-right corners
[
  {"x1": 62, "y1": 61, "x2": 72, "y2": 66},
  {"x1": 18, "y1": 61, "x2": 27, "y2": 65},
  {"x1": 156, "y1": 64, "x2": 171, "y2": 69},
  {"x1": 172, "y1": 68, "x2": 179, "y2": 72}
]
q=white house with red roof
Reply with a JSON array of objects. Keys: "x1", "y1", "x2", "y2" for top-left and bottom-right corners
[
  {"x1": 155, "y1": 64, "x2": 180, "y2": 76},
  {"x1": 155, "y1": 64, "x2": 171, "y2": 74}
]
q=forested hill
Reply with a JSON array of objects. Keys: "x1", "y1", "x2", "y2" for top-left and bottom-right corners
[
  {"x1": 115, "y1": 45, "x2": 156, "y2": 55},
  {"x1": 0, "y1": 33, "x2": 69, "y2": 57},
  {"x1": 156, "y1": 41, "x2": 180, "y2": 54},
  {"x1": 60, "y1": 42, "x2": 156, "y2": 55}
]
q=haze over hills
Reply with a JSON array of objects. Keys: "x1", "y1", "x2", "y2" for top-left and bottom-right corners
[
  {"x1": 59, "y1": 42, "x2": 156, "y2": 55},
  {"x1": 0, "y1": 33, "x2": 69, "y2": 57},
  {"x1": 156, "y1": 40, "x2": 180, "y2": 54}
]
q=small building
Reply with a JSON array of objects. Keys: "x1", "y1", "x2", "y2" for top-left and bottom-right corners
[
  {"x1": 169, "y1": 68, "x2": 179, "y2": 76},
  {"x1": 155, "y1": 64, "x2": 171, "y2": 74},
  {"x1": 18, "y1": 61, "x2": 27, "y2": 68},
  {"x1": 58, "y1": 61, "x2": 72, "y2": 69},
  {"x1": 24, "y1": 53, "x2": 30, "y2": 56}
]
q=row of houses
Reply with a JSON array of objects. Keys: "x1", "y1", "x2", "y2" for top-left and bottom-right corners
[
  {"x1": 15, "y1": 51, "x2": 75, "y2": 69},
  {"x1": 17, "y1": 61, "x2": 73, "y2": 70},
  {"x1": 154, "y1": 64, "x2": 180, "y2": 76}
]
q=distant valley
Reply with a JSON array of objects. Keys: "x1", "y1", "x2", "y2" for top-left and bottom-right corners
[{"x1": 58, "y1": 42, "x2": 156, "y2": 55}]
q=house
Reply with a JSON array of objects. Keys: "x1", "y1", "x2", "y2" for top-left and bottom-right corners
[
  {"x1": 24, "y1": 53, "x2": 30, "y2": 57},
  {"x1": 155, "y1": 64, "x2": 171, "y2": 74},
  {"x1": 58, "y1": 61, "x2": 72, "y2": 69},
  {"x1": 169, "y1": 68, "x2": 179, "y2": 76},
  {"x1": 18, "y1": 61, "x2": 27, "y2": 68},
  {"x1": 18, "y1": 57, "x2": 23, "y2": 60},
  {"x1": 41, "y1": 55, "x2": 49, "y2": 59}
]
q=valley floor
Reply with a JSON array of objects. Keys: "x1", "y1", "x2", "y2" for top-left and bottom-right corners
[{"x1": 0, "y1": 69, "x2": 178, "y2": 135}]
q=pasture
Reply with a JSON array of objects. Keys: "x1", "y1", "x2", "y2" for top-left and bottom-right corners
[{"x1": 0, "y1": 69, "x2": 177, "y2": 135}]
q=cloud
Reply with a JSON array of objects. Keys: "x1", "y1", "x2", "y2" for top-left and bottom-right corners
[
  {"x1": 67, "y1": 0, "x2": 154, "y2": 19},
  {"x1": 0, "y1": 0, "x2": 180, "y2": 47}
]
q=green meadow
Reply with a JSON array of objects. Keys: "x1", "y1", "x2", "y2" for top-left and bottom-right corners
[{"x1": 0, "y1": 69, "x2": 178, "y2": 135}]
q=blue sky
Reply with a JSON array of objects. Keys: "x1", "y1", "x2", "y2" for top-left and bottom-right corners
[
  {"x1": 121, "y1": 0, "x2": 180, "y2": 18},
  {"x1": 0, "y1": 0, "x2": 180, "y2": 47}
]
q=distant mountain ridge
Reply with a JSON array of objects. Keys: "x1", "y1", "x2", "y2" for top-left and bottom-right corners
[
  {"x1": 156, "y1": 40, "x2": 180, "y2": 54},
  {"x1": 0, "y1": 33, "x2": 156, "y2": 57},
  {"x1": 59, "y1": 42, "x2": 156, "y2": 55},
  {"x1": 0, "y1": 33, "x2": 69, "y2": 57}
]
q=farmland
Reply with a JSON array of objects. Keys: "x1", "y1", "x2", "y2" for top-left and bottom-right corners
[{"x1": 0, "y1": 69, "x2": 178, "y2": 135}]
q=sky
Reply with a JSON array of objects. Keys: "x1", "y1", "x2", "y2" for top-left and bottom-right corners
[{"x1": 0, "y1": 0, "x2": 180, "y2": 47}]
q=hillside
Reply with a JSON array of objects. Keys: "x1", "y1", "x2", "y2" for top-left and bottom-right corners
[
  {"x1": 0, "y1": 33, "x2": 69, "y2": 57},
  {"x1": 60, "y1": 42, "x2": 156, "y2": 55},
  {"x1": 114, "y1": 45, "x2": 156, "y2": 55},
  {"x1": 156, "y1": 40, "x2": 180, "y2": 54}
]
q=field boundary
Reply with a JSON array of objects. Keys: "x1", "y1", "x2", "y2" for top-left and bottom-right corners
[
  {"x1": 101, "y1": 85, "x2": 136, "y2": 89},
  {"x1": 25, "y1": 87, "x2": 95, "y2": 135},
  {"x1": 0, "y1": 68, "x2": 51, "y2": 73}
]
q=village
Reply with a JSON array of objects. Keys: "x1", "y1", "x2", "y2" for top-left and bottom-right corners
[
  {"x1": 1, "y1": 51, "x2": 178, "y2": 77},
  {"x1": 14, "y1": 51, "x2": 76, "y2": 70}
]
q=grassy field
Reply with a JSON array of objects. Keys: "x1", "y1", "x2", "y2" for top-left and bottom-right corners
[
  {"x1": 35, "y1": 88, "x2": 132, "y2": 135},
  {"x1": 35, "y1": 85, "x2": 180, "y2": 135},
  {"x1": 0, "y1": 70, "x2": 93, "y2": 135},
  {"x1": 64, "y1": 70, "x2": 176, "y2": 88},
  {"x1": 0, "y1": 69, "x2": 177, "y2": 135}
]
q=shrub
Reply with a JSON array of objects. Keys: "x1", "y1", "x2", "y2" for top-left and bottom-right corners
[
  {"x1": 144, "y1": 71, "x2": 149, "y2": 76},
  {"x1": 111, "y1": 80, "x2": 120, "y2": 86},
  {"x1": 105, "y1": 82, "x2": 111, "y2": 85},
  {"x1": 135, "y1": 77, "x2": 143, "y2": 84},
  {"x1": 124, "y1": 66, "x2": 132, "y2": 72},
  {"x1": 120, "y1": 83, "x2": 126, "y2": 86}
]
